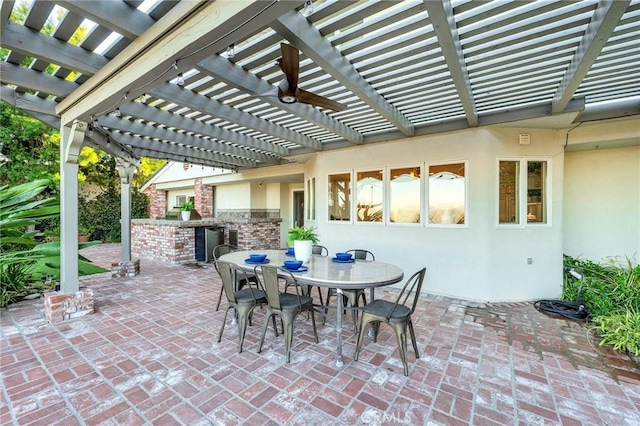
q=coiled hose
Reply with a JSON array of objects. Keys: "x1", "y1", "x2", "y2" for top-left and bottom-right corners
[{"x1": 534, "y1": 268, "x2": 590, "y2": 322}]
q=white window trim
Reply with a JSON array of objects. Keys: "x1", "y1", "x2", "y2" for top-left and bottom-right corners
[
  {"x1": 354, "y1": 168, "x2": 385, "y2": 226},
  {"x1": 327, "y1": 171, "x2": 353, "y2": 224},
  {"x1": 496, "y1": 157, "x2": 552, "y2": 228},
  {"x1": 426, "y1": 160, "x2": 469, "y2": 228},
  {"x1": 386, "y1": 163, "x2": 424, "y2": 227}
]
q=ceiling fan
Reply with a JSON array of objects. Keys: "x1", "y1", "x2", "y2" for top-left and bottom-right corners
[{"x1": 274, "y1": 43, "x2": 348, "y2": 112}]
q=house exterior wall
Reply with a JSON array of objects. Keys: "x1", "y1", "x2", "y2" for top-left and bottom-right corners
[
  {"x1": 194, "y1": 178, "x2": 214, "y2": 218},
  {"x1": 138, "y1": 117, "x2": 638, "y2": 302},
  {"x1": 304, "y1": 127, "x2": 566, "y2": 302},
  {"x1": 148, "y1": 184, "x2": 167, "y2": 219},
  {"x1": 216, "y1": 182, "x2": 250, "y2": 210},
  {"x1": 563, "y1": 145, "x2": 640, "y2": 263}
]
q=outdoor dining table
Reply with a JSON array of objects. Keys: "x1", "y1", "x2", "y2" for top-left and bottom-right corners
[{"x1": 219, "y1": 249, "x2": 404, "y2": 366}]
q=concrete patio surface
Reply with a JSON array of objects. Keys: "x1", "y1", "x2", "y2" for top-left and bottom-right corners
[{"x1": 1, "y1": 243, "x2": 639, "y2": 425}]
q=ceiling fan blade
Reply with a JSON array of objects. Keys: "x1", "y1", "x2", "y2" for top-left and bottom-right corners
[
  {"x1": 278, "y1": 43, "x2": 299, "y2": 96},
  {"x1": 297, "y1": 89, "x2": 348, "y2": 112}
]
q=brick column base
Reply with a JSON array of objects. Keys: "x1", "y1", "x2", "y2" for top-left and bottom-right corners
[
  {"x1": 111, "y1": 259, "x2": 140, "y2": 277},
  {"x1": 44, "y1": 289, "x2": 95, "y2": 323}
]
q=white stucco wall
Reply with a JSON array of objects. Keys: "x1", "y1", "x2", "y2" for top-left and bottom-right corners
[
  {"x1": 216, "y1": 182, "x2": 250, "y2": 209},
  {"x1": 266, "y1": 183, "x2": 281, "y2": 209},
  {"x1": 563, "y1": 145, "x2": 640, "y2": 264},
  {"x1": 166, "y1": 189, "x2": 194, "y2": 209},
  {"x1": 304, "y1": 127, "x2": 566, "y2": 302},
  {"x1": 149, "y1": 117, "x2": 637, "y2": 303}
]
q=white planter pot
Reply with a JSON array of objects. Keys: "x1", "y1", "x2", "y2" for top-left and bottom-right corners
[
  {"x1": 181, "y1": 211, "x2": 191, "y2": 221},
  {"x1": 293, "y1": 240, "x2": 313, "y2": 263}
]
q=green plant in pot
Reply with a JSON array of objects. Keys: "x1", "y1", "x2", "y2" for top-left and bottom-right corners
[
  {"x1": 179, "y1": 201, "x2": 194, "y2": 221},
  {"x1": 287, "y1": 226, "x2": 318, "y2": 263},
  {"x1": 78, "y1": 224, "x2": 94, "y2": 242}
]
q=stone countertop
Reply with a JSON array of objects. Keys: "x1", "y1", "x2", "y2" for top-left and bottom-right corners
[{"x1": 132, "y1": 218, "x2": 282, "y2": 227}]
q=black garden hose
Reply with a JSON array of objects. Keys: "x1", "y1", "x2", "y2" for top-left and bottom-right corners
[
  {"x1": 534, "y1": 299, "x2": 589, "y2": 321},
  {"x1": 534, "y1": 267, "x2": 590, "y2": 322}
]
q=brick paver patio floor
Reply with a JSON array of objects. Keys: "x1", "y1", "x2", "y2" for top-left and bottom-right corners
[{"x1": 1, "y1": 244, "x2": 639, "y2": 425}]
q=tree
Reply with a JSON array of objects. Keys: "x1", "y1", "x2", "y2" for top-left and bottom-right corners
[{"x1": 0, "y1": 104, "x2": 60, "y2": 192}]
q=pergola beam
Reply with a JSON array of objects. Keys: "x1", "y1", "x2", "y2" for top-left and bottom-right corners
[
  {"x1": 151, "y1": 83, "x2": 322, "y2": 150},
  {"x1": 55, "y1": 1, "x2": 296, "y2": 124},
  {"x1": 57, "y1": 0, "x2": 156, "y2": 40},
  {"x1": 423, "y1": 0, "x2": 478, "y2": 127},
  {"x1": 110, "y1": 132, "x2": 255, "y2": 168},
  {"x1": 552, "y1": 0, "x2": 630, "y2": 113},
  {"x1": 198, "y1": 55, "x2": 363, "y2": 145},
  {"x1": 0, "y1": 86, "x2": 57, "y2": 116},
  {"x1": 98, "y1": 114, "x2": 278, "y2": 165},
  {"x1": 120, "y1": 101, "x2": 290, "y2": 157},
  {"x1": 0, "y1": 62, "x2": 77, "y2": 98},
  {"x1": 272, "y1": 10, "x2": 415, "y2": 136},
  {"x1": 1, "y1": 22, "x2": 109, "y2": 75}
]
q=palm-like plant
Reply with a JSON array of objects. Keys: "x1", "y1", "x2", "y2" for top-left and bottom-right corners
[
  {"x1": 1, "y1": 179, "x2": 59, "y2": 254},
  {"x1": 1, "y1": 179, "x2": 105, "y2": 307}
]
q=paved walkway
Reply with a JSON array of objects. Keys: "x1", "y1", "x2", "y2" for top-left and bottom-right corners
[{"x1": 1, "y1": 244, "x2": 638, "y2": 425}]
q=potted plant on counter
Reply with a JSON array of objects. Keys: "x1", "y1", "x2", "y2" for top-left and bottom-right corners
[
  {"x1": 179, "y1": 201, "x2": 194, "y2": 221},
  {"x1": 287, "y1": 226, "x2": 319, "y2": 263}
]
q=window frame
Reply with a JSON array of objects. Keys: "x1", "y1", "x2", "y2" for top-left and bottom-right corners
[
  {"x1": 175, "y1": 195, "x2": 188, "y2": 208},
  {"x1": 496, "y1": 157, "x2": 552, "y2": 228},
  {"x1": 354, "y1": 168, "x2": 385, "y2": 225},
  {"x1": 386, "y1": 163, "x2": 424, "y2": 227},
  {"x1": 426, "y1": 160, "x2": 469, "y2": 228},
  {"x1": 327, "y1": 171, "x2": 353, "y2": 223}
]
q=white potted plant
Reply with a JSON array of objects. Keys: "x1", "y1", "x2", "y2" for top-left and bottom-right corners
[
  {"x1": 179, "y1": 201, "x2": 194, "y2": 221},
  {"x1": 287, "y1": 226, "x2": 319, "y2": 263}
]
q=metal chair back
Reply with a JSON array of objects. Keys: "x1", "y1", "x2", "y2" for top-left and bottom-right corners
[
  {"x1": 259, "y1": 265, "x2": 283, "y2": 311},
  {"x1": 388, "y1": 267, "x2": 426, "y2": 319},
  {"x1": 312, "y1": 245, "x2": 329, "y2": 256},
  {"x1": 346, "y1": 249, "x2": 375, "y2": 261},
  {"x1": 214, "y1": 260, "x2": 238, "y2": 304}
]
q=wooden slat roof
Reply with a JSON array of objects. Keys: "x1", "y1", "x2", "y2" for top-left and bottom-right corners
[{"x1": 1, "y1": 0, "x2": 638, "y2": 170}]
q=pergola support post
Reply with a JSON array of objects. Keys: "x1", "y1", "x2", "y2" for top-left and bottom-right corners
[
  {"x1": 59, "y1": 120, "x2": 85, "y2": 293},
  {"x1": 46, "y1": 120, "x2": 95, "y2": 323},
  {"x1": 112, "y1": 159, "x2": 140, "y2": 277}
]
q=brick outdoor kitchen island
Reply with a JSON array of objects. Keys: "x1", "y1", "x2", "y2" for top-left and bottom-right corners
[{"x1": 131, "y1": 217, "x2": 282, "y2": 264}]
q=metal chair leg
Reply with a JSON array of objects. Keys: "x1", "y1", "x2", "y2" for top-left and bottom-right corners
[{"x1": 215, "y1": 286, "x2": 224, "y2": 311}]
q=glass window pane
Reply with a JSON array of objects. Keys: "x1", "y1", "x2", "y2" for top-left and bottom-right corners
[
  {"x1": 356, "y1": 170, "x2": 383, "y2": 222},
  {"x1": 390, "y1": 166, "x2": 421, "y2": 223},
  {"x1": 328, "y1": 173, "x2": 351, "y2": 221},
  {"x1": 527, "y1": 161, "x2": 547, "y2": 223},
  {"x1": 311, "y1": 177, "x2": 316, "y2": 220},
  {"x1": 428, "y1": 163, "x2": 466, "y2": 225},
  {"x1": 499, "y1": 161, "x2": 519, "y2": 224}
]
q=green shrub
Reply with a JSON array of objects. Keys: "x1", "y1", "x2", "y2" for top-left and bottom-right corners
[
  {"x1": 78, "y1": 187, "x2": 148, "y2": 242},
  {"x1": 563, "y1": 254, "x2": 640, "y2": 356},
  {"x1": 1, "y1": 180, "x2": 107, "y2": 307},
  {"x1": 593, "y1": 308, "x2": 640, "y2": 356}
]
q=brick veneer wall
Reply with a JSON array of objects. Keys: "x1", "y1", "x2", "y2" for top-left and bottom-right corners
[
  {"x1": 235, "y1": 221, "x2": 281, "y2": 250},
  {"x1": 148, "y1": 184, "x2": 167, "y2": 219},
  {"x1": 131, "y1": 219, "x2": 282, "y2": 263},
  {"x1": 132, "y1": 223, "x2": 195, "y2": 263},
  {"x1": 194, "y1": 178, "x2": 213, "y2": 218}
]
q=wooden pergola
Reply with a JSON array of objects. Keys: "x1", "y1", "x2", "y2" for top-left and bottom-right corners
[{"x1": 1, "y1": 0, "x2": 638, "y2": 293}]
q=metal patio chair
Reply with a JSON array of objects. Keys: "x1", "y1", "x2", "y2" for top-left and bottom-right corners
[
  {"x1": 354, "y1": 267, "x2": 426, "y2": 376},
  {"x1": 257, "y1": 265, "x2": 319, "y2": 363},
  {"x1": 213, "y1": 244, "x2": 257, "y2": 311},
  {"x1": 216, "y1": 260, "x2": 268, "y2": 353},
  {"x1": 324, "y1": 249, "x2": 375, "y2": 331}
]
